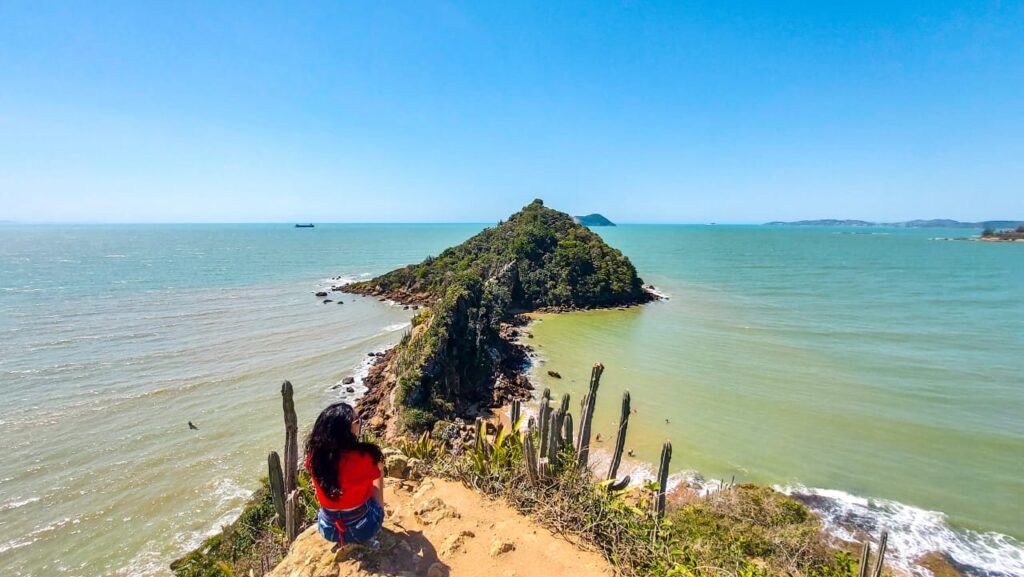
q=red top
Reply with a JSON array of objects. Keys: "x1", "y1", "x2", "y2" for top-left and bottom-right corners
[{"x1": 304, "y1": 450, "x2": 381, "y2": 511}]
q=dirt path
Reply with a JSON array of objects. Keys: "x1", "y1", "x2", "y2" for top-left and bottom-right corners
[{"x1": 268, "y1": 477, "x2": 613, "y2": 577}]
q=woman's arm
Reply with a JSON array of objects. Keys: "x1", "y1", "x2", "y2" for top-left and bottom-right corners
[{"x1": 371, "y1": 464, "x2": 384, "y2": 507}]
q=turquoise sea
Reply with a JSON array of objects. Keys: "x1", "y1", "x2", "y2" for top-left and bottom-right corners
[{"x1": 0, "y1": 224, "x2": 1021, "y2": 577}]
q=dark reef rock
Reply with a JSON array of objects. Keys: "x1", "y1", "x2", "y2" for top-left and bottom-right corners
[{"x1": 547, "y1": 370, "x2": 562, "y2": 379}]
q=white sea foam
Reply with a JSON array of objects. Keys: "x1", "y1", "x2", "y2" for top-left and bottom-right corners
[
  {"x1": 0, "y1": 536, "x2": 36, "y2": 554},
  {"x1": 645, "y1": 286, "x2": 672, "y2": 300},
  {"x1": 326, "y1": 344, "x2": 391, "y2": 404},
  {"x1": 124, "y1": 478, "x2": 255, "y2": 577},
  {"x1": 777, "y1": 485, "x2": 1024, "y2": 577},
  {"x1": 582, "y1": 442, "x2": 1024, "y2": 577},
  {"x1": 383, "y1": 322, "x2": 410, "y2": 333}
]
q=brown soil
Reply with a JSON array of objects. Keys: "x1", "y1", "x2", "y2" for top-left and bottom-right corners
[{"x1": 267, "y1": 477, "x2": 612, "y2": 577}]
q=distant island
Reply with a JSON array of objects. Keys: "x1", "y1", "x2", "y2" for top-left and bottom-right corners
[
  {"x1": 765, "y1": 218, "x2": 1024, "y2": 229},
  {"x1": 980, "y1": 226, "x2": 1024, "y2": 242},
  {"x1": 573, "y1": 213, "x2": 616, "y2": 226}
]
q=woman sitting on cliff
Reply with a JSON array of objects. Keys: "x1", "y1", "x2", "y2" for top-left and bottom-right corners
[{"x1": 304, "y1": 402, "x2": 385, "y2": 549}]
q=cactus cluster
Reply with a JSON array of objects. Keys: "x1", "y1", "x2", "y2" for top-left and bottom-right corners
[
  {"x1": 268, "y1": 380, "x2": 302, "y2": 542},
  {"x1": 521, "y1": 362, "x2": 641, "y2": 491}
]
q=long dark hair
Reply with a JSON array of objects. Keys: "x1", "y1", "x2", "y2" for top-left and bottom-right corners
[{"x1": 304, "y1": 402, "x2": 383, "y2": 499}]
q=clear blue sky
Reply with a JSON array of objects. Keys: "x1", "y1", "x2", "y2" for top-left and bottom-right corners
[{"x1": 0, "y1": 1, "x2": 1021, "y2": 223}]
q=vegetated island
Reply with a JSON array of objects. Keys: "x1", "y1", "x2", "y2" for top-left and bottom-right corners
[
  {"x1": 173, "y1": 200, "x2": 915, "y2": 577},
  {"x1": 766, "y1": 218, "x2": 1024, "y2": 229},
  {"x1": 573, "y1": 213, "x2": 616, "y2": 226},
  {"x1": 978, "y1": 226, "x2": 1024, "y2": 242},
  {"x1": 342, "y1": 199, "x2": 652, "y2": 436}
]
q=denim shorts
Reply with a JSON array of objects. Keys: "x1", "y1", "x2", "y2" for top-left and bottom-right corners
[{"x1": 317, "y1": 499, "x2": 384, "y2": 545}]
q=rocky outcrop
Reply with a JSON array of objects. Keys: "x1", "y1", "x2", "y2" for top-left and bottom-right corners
[{"x1": 266, "y1": 477, "x2": 612, "y2": 577}]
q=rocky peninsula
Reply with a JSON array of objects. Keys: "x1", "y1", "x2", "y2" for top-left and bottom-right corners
[
  {"x1": 173, "y1": 201, "x2": 900, "y2": 577},
  {"x1": 342, "y1": 199, "x2": 655, "y2": 439}
]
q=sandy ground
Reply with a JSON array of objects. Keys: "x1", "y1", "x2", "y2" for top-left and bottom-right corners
[{"x1": 268, "y1": 477, "x2": 613, "y2": 577}]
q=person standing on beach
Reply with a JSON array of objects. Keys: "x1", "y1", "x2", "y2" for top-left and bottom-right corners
[{"x1": 304, "y1": 402, "x2": 385, "y2": 549}]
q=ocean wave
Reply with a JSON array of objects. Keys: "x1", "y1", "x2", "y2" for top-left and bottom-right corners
[
  {"x1": 382, "y1": 322, "x2": 410, "y2": 333},
  {"x1": 212, "y1": 477, "x2": 252, "y2": 507},
  {"x1": 777, "y1": 485, "x2": 1024, "y2": 577},
  {"x1": 0, "y1": 536, "x2": 36, "y2": 555},
  {"x1": 0, "y1": 496, "x2": 40, "y2": 512}
]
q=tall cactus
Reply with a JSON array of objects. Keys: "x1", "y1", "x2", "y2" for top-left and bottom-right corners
[
  {"x1": 656, "y1": 441, "x2": 672, "y2": 519},
  {"x1": 554, "y1": 393, "x2": 570, "y2": 447},
  {"x1": 607, "y1": 391, "x2": 631, "y2": 480},
  {"x1": 857, "y1": 541, "x2": 871, "y2": 577},
  {"x1": 872, "y1": 530, "x2": 889, "y2": 577},
  {"x1": 575, "y1": 363, "x2": 604, "y2": 469},
  {"x1": 538, "y1": 388, "x2": 552, "y2": 458},
  {"x1": 285, "y1": 490, "x2": 300, "y2": 542},
  {"x1": 511, "y1": 399, "x2": 521, "y2": 429},
  {"x1": 562, "y1": 413, "x2": 574, "y2": 448},
  {"x1": 281, "y1": 381, "x2": 298, "y2": 495},
  {"x1": 268, "y1": 451, "x2": 286, "y2": 527},
  {"x1": 523, "y1": 423, "x2": 540, "y2": 485},
  {"x1": 547, "y1": 411, "x2": 561, "y2": 464}
]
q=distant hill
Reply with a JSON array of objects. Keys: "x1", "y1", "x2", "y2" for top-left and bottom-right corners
[
  {"x1": 765, "y1": 219, "x2": 1024, "y2": 229},
  {"x1": 573, "y1": 213, "x2": 616, "y2": 226}
]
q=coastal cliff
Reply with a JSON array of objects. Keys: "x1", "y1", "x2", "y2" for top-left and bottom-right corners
[{"x1": 343, "y1": 199, "x2": 654, "y2": 437}]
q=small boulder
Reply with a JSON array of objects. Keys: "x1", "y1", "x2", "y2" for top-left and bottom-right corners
[
  {"x1": 427, "y1": 562, "x2": 447, "y2": 577},
  {"x1": 322, "y1": 299, "x2": 333, "y2": 304},
  {"x1": 315, "y1": 291, "x2": 328, "y2": 297},
  {"x1": 406, "y1": 457, "x2": 428, "y2": 480},
  {"x1": 412, "y1": 305, "x2": 419, "y2": 310},
  {"x1": 415, "y1": 496, "x2": 460, "y2": 524},
  {"x1": 547, "y1": 370, "x2": 562, "y2": 379},
  {"x1": 440, "y1": 530, "x2": 476, "y2": 557},
  {"x1": 345, "y1": 386, "x2": 355, "y2": 393},
  {"x1": 385, "y1": 454, "x2": 409, "y2": 479},
  {"x1": 489, "y1": 539, "x2": 516, "y2": 557},
  {"x1": 336, "y1": 300, "x2": 344, "y2": 304},
  {"x1": 342, "y1": 376, "x2": 355, "y2": 385}
]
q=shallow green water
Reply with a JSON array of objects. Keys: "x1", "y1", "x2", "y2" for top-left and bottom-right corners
[{"x1": 525, "y1": 226, "x2": 1023, "y2": 576}]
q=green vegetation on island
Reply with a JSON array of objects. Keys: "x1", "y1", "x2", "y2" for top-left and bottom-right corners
[
  {"x1": 344, "y1": 199, "x2": 653, "y2": 434},
  {"x1": 980, "y1": 226, "x2": 1024, "y2": 241}
]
